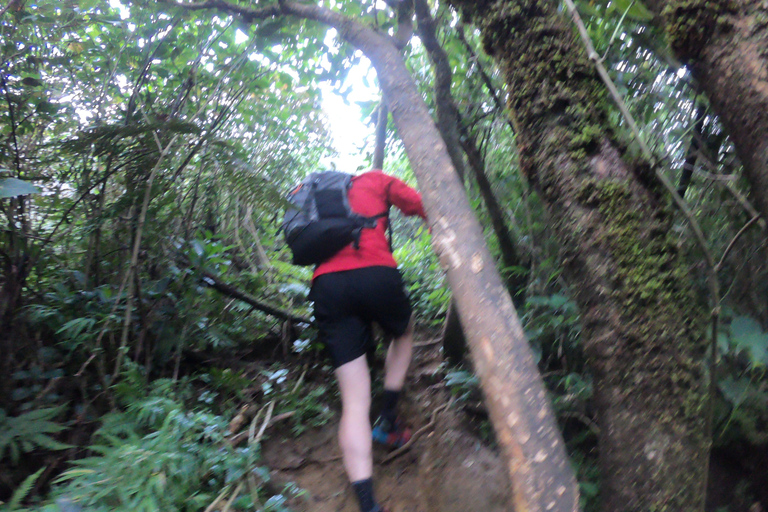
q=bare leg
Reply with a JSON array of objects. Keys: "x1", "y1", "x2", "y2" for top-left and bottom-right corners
[
  {"x1": 335, "y1": 354, "x2": 373, "y2": 481},
  {"x1": 384, "y1": 321, "x2": 414, "y2": 391}
]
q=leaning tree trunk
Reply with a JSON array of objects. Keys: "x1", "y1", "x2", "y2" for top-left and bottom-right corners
[
  {"x1": 169, "y1": 1, "x2": 581, "y2": 510},
  {"x1": 647, "y1": 0, "x2": 768, "y2": 222},
  {"x1": 448, "y1": 1, "x2": 710, "y2": 511}
]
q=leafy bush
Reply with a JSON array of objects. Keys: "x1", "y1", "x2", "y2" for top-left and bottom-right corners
[
  {"x1": 394, "y1": 227, "x2": 449, "y2": 325},
  {"x1": 50, "y1": 381, "x2": 290, "y2": 512},
  {"x1": 260, "y1": 365, "x2": 333, "y2": 436}
]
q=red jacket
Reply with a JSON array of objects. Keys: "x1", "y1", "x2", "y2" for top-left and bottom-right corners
[{"x1": 313, "y1": 170, "x2": 427, "y2": 279}]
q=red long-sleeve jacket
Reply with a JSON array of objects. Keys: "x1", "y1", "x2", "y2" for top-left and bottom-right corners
[{"x1": 313, "y1": 170, "x2": 427, "y2": 279}]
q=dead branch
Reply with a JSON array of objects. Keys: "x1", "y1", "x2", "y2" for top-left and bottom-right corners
[{"x1": 201, "y1": 272, "x2": 312, "y2": 325}]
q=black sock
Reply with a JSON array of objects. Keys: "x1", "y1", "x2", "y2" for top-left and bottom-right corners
[
  {"x1": 380, "y1": 389, "x2": 400, "y2": 426},
  {"x1": 352, "y1": 478, "x2": 377, "y2": 512}
]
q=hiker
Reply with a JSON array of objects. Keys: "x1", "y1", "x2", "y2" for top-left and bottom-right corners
[{"x1": 308, "y1": 168, "x2": 427, "y2": 512}]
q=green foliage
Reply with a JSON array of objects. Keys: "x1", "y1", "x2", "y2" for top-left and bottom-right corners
[
  {"x1": 723, "y1": 316, "x2": 768, "y2": 367},
  {"x1": 2, "y1": 0, "x2": 766, "y2": 510},
  {"x1": 0, "y1": 406, "x2": 71, "y2": 466},
  {"x1": 2, "y1": 467, "x2": 47, "y2": 512},
  {"x1": 52, "y1": 381, "x2": 288, "y2": 512},
  {"x1": 444, "y1": 369, "x2": 479, "y2": 403},
  {"x1": 523, "y1": 293, "x2": 583, "y2": 370},
  {"x1": 260, "y1": 365, "x2": 333, "y2": 436},
  {"x1": 394, "y1": 227, "x2": 448, "y2": 325},
  {"x1": 0, "y1": 177, "x2": 41, "y2": 198},
  {"x1": 713, "y1": 313, "x2": 768, "y2": 445}
]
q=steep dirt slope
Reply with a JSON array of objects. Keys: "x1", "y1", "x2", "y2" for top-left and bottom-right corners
[{"x1": 262, "y1": 341, "x2": 511, "y2": 512}]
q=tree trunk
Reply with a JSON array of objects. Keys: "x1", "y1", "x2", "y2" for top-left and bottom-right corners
[
  {"x1": 373, "y1": 101, "x2": 388, "y2": 170},
  {"x1": 447, "y1": 1, "x2": 710, "y2": 511},
  {"x1": 458, "y1": 118, "x2": 529, "y2": 305},
  {"x1": 648, "y1": 0, "x2": 768, "y2": 222},
  {"x1": 415, "y1": 0, "x2": 529, "y2": 361}
]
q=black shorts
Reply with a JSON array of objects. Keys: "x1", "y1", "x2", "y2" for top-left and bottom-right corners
[{"x1": 309, "y1": 266, "x2": 412, "y2": 368}]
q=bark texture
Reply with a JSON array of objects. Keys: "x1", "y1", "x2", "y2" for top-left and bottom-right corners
[
  {"x1": 447, "y1": 1, "x2": 710, "y2": 511},
  {"x1": 648, "y1": 0, "x2": 768, "y2": 221}
]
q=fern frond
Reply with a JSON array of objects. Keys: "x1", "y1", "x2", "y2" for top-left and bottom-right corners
[
  {"x1": 60, "y1": 121, "x2": 201, "y2": 156},
  {"x1": 218, "y1": 160, "x2": 288, "y2": 211},
  {"x1": 7, "y1": 466, "x2": 45, "y2": 510},
  {"x1": 29, "y1": 434, "x2": 72, "y2": 452}
]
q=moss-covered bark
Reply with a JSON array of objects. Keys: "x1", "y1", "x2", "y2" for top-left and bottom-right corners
[
  {"x1": 647, "y1": 0, "x2": 768, "y2": 227},
  {"x1": 447, "y1": 0, "x2": 710, "y2": 510}
]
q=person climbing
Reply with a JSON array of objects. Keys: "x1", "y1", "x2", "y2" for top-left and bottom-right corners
[{"x1": 308, "y1": 168, "x2": 427, "y2": 512}]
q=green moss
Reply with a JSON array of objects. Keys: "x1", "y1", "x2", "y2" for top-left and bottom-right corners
[
  {"x1": 452, "y1": 0, "x2": 615, "y2": 175},
  {"x1": 584, "y1": 179, "x2": 691, "y2": 318},
  {"x1": 664, "y1": 0, "x2": 736, "y2": 60}
]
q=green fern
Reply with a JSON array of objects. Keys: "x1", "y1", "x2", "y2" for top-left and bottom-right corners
[
  {"x1": 0, "y1": 406, "x2": 71, "y2": 466},
  {"x1": 4, "y1": 467, "x2": 46, "y2": 511},
  {"x1": 51, "y1": 387, "x2": 282, "y2": 512}
]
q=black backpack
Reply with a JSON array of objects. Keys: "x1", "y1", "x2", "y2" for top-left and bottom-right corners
[{"x1": 281, "y1": 171, "x2": 388, "y2": 266}]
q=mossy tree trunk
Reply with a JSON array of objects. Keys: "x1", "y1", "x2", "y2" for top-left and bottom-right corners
[
  {"x1": 447, "y1": 1, "x2": 710, "y2": 510},
  {"x1": 646, "y1": 0, "x2": 768, "y2": 223}
]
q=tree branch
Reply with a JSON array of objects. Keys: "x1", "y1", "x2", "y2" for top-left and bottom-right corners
[
  {"x1": 201, "y1": 272, "x2": 312, "y2": 325},
  {"x1": 159, "y1": 0, "x2": 281, "y2": 21}
]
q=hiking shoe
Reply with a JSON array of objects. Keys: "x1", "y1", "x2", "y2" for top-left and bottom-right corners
[{"x1": 372, "y1": 416, "x2": 412, "y2": 449}]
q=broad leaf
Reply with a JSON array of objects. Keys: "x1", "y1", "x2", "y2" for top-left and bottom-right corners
[
  {"x1": 0, "y1": 178, "x2": 41, "y2": 198},
  {"x1": 729, "y1": 316, "x2": 768, "y2": 366}
]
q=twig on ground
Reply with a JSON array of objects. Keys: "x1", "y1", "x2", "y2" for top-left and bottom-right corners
[
  {"x1": 228, "y1": 410, "x2": 296, "y2": 447},
  {"x1": 221, "y1": 481, "x2": 244, "y2": 512},
  {"x1": 312, "y1": 454, "x2": 343, "y2": 464},
  {"x1": 247, "y1": 475, "x2": 263, "y2": 509},
  {"x1": 227, "y1": 404, "x2": 254, "y2": 436},
  {"x1": 251, "y1": 401, "x2": 275, "y2": 446},
  {"x1": 204, "y1": 486, "x2": 231, "y2": 512}
]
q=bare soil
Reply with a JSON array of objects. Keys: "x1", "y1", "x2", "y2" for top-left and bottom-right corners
[{"x1": 261, "y1": 340, "x2": 511, "y2": 512}]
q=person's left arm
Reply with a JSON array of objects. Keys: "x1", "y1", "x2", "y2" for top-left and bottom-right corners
[{"x1": 384, "y1": 175, "x2": 427, "y2": 220}]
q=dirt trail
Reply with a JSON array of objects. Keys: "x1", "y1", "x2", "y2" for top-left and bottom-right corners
[{"x1": 262, "y1": 341, "x2": 511, "y2": 512}]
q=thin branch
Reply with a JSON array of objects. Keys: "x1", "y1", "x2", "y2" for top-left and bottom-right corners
[
  {"x1": 563, "y1": 0, "x2": 653, "y2": 162},
  {"x1": 455, "y1": 23, "x2": 516, "y2": 136},
  {"x1": 114, "y1": 134, "x2": 180, "y2": 377},
  {"x1": 0, "y1": 0, "x2": 20, "y2": 19},
  {"x1": 715, "y1": 215, "x2": 761, "y2": 272},
  {"x1": 1, "y1": 75, "x2": 21, "y2": 173},
  {"x1": 200, "y1": 271, "x2": 313, "y2": 325}
]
